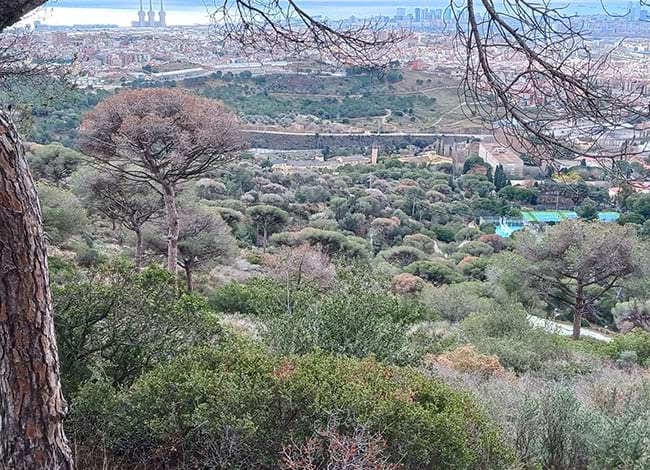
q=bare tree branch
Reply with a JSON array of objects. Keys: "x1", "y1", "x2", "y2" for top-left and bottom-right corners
[
  {"x1": 451, "y1": 0, "x2": 650, "y2": 179},
  {"x1": 208, "y1": 0, "x2": 410, "y2": 68}
]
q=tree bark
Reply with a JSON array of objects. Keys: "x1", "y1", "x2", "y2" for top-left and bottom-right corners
[
  {"x1": 572, "y1": 283, "x2": 584, "y2": 340},
  {"x1": 184, "y1": 262, "x2": 193, "y2": 292},
  {"x1": 1, "y1": 0, "x2": 48, "y2": 30},
  {"x1": 134, "y1": 228, "x2": 143, "y2": 270},
  {"x1": 262, "y1": 223, "x2": 268, "y2": 251},
  {"x1": 0, "y1": 111, "x2": 74, "y2": 469},
  {"x1": 161, "y1": 183, "x2": 179, "y2": 273}
]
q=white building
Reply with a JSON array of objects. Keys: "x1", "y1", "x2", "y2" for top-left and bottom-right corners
[{"x1": 478, "y1": 142, "x2": 524, "y2": 178}]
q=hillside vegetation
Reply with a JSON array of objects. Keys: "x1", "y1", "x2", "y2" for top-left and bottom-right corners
[{"x1": 33, "y1": 121, "x2": 650, "y2": 467}]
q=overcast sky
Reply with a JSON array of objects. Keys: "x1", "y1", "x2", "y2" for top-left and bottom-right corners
[{"x1": 24, "y1": 0, "x2": 632, "y2": 26}]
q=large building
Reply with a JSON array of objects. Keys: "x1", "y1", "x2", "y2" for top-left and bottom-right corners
[
  {"x1": 132, "y1": 0, "x2": 167, "y2": 28},
  {"x1": 478, "y1": 142, "x2": 524, "y2": 178}
]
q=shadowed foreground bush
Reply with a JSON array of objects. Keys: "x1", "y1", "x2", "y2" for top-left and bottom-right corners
[{"x1": 70, "y1": 340, "x2": 512, "y2": 469}]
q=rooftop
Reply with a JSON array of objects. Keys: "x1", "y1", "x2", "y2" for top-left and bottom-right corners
[{"x1": 480, "y1": 142, "x2": 523, "y2": 165}]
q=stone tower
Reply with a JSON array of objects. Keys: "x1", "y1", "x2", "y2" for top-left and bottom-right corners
[{"x1": 370, "y1": 144, "x2": 379, "y2": 165}]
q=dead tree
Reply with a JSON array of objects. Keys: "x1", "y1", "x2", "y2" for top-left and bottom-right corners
[{"x1": 79, "y1": 88, "x2": 243, "y2": 272}]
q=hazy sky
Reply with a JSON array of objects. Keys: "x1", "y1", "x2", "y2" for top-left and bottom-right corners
[{"x1": 25, "y1": 0, "x2": 633, "y2": 26}]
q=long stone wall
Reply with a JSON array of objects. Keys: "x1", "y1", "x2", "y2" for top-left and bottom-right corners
[{"x1": 243, "y1": 130, "x2": 476, "y2": 151}]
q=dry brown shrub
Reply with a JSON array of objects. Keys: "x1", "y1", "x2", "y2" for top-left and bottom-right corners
[
  {"x1": 272, "y1": 360, "x2": 297, "y2": 380},
  {"x1": 425, "y1": 345, "x2": 505, "y2": 378},
  {"x1": 458, "y1": 255, "x2": 479, "y2": 267},
  {"x1": 391, "y1": 273, "x2": 424, "y2": 295},
  {"x1": 479, "y1": 234, "x2": 507, "y2": 252},
  {"x1": 280, "y1": 424, "x2": 401, "y2": 470},
  {"x1": 263, "y1": 244, "x2": 336, "y2": 290}
]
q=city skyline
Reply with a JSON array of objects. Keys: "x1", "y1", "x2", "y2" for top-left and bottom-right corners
[{"x1": 23, "y1": 0, "x2": 639, "y2": 27}]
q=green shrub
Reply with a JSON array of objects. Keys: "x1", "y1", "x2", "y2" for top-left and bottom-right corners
[
  {"x1": 209, "y1": 277, "x2": 285, "y2": 316},
  {"x1": 432, "y1": 225, "x2": 456, "y2": 243},
  {"x1": 454, "y1": 227, "x2": 481, "y2": 242},
  {"x1": 378, "y1": 245, "x2": 428, "y2": 268},
  {"x1": 405, "y1": 260, "x2": 463, "y2": 286},
  {"x1": 461, "y1": 305, "x2": 530, "y2": 339},
  {"x1": 70, "y1": 341, "x2": 511, "y2": 469},
  {"x1": 74, "y1": 246, "x2": 106, "y2": 268},
  {"x1": 271, "y1": 228, "x2": 371, "y2": 260},
  {"x1": 459, "y1": 256, "x2": 490, "y2": 280},
  {"x1": 402, "y1": 233, "x2": 437, "y2": 253},
  {"x1": 457, "y1": 241, "x2": 494, "y2": 257},
  {"x1": 419, "y1": 282, "x2": 496, "y2": 323},
  {"x1": 54, "y1": 261, "x2": 221, "y2": 393},
  {"x1": 509, "y1": 381, "x2": 650, "y2": 469},
  {"x1": 37, "y1": 183, "x2": 87, "y2": 244},
  {"x1": 245, "y1": 251, "x2": 264, "y2": 265},
  {"x1": 49, "y1": 255, "x2": 78, "y2": 284},
  {"x1": 262, "y1": 270, "x2": 423, "y2": 363},
  {"x1": 605, "y1": 329, "x2": 650, "y2": 366},
  {"x1": 27, "y1": 143, "x2": 85, "y2": 185},
  {"x1": 460, "y1": 306, "x2": 570, "y2": 373},
  {"x1": 479, "y1": 223, "x2": 496, "y2": 234}
]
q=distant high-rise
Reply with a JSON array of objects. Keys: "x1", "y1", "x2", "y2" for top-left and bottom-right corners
[
  {"x1": 414, "y1": 8, "x2": 421, "y2": 22},
  {"x1": 159, "y1": 0, "x2": 166, "y2": 27},
  {"x1": 396, "y1": 7, "x2": 406, "y2": 20}
]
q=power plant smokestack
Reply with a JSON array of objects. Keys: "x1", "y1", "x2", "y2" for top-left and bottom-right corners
[{"x1": 158, "y1": 0, "x2": 166, "y2": 27}]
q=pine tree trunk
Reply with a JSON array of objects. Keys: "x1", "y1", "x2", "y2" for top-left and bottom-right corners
[
  {"x1": 162, "y1": 183, "x2": 178, "y2": 272},
  {"x1": 134, "y1": 228, "x2": 143, "y2": 270},
  {"x1": 572, "y1": 283, "x2": 584, "y2": 340},
  {"x1": 184, "y1": 262, "x2": 193, "y2": 292},
  {"x1": 0, "y1": 111, "x2": 74, "y2": 469},
  {"x1": 262, "y1": 224, "x2": 268, "y2": 251}
]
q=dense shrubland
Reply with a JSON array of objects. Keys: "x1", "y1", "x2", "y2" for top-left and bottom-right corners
[{"x1": 29, "y1": 128, "x2": 650, "y2": 468}]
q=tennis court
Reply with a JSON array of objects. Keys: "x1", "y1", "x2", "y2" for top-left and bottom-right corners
[{"x1": 520, "y1": 210, "x2": 619, "y2": 224}]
